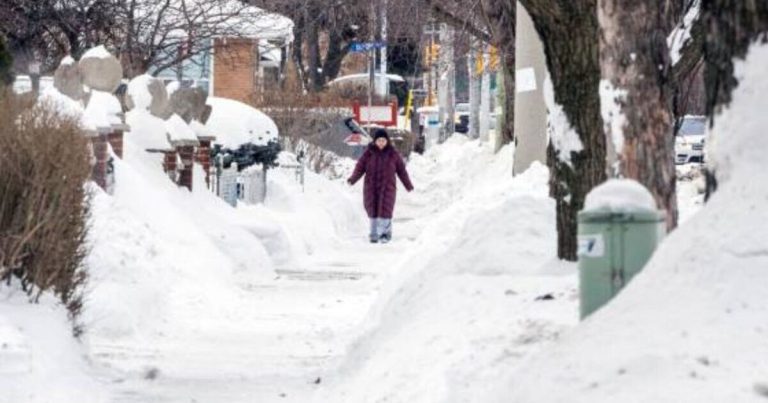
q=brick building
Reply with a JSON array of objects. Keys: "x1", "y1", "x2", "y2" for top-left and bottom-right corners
[
  {"x1": 212, "y1": 37, "x2": 289, "y2": 104},
  {"x1": 156, "y1": 10, "x2": 293, "y2": 104}
]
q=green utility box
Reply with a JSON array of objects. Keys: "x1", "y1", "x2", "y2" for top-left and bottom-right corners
[{"x1": 578, "y1": 207, "x2": 666, "y2": 319}]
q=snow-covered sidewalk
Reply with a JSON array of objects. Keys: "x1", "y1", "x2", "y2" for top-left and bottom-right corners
[
  {"x1": 98, "y1": 240, "x2": 401, "y2": 402},
  {"x1": 2, "y1": 134, "x2": 709, "y2": 403}
]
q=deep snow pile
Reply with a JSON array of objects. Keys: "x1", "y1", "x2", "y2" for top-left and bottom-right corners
[
  {"x1": 0, "y1": 287, "x2": 110, "y2": 403},
  {"x1": 238, "y1": 153, "x2": 367, "y2": 265},
  {"x1": 82, "y1": 117, "x2": 365, "y2": 378},
  {"x1": 82, "y1": 135, "x2": 281, "y2": 356},
  {"x1": 485, "y1": 43, "x2": 768, "y2": 403},
  {"x1": 314, "y1": 137, "x2": 579, "y2": 402}
]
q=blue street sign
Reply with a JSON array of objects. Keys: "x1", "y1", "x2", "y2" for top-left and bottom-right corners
[{"x1": 350, "y1": 42, "x2": 387, "y2": 52}]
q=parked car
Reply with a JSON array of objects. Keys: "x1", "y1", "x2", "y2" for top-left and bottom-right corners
[
  {"x1": 675, "y1": 115, "x2": 707, "y2": 164},
  {"x1": 455, "y1": 114, "x2": 470, "y2": 134},
  {"x1": 453, "y1": 103, "x2": 470, "y2": 134}
]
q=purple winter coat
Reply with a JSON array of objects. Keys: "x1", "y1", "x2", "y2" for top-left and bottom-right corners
[{"x1": 348, "y1": 144, "x2": 414, "y2": 219}]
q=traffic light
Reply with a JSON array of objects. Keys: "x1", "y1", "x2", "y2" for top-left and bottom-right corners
[
  {"x1": 489, "y1": 46, "x2": 499, "y2": 71},
  {"x1": 424, "y1": 42, "x2": 440, "y2": 66}
]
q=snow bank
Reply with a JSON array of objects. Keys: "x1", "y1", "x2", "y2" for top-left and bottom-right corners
[
  {"x1": 206, "y1": 97, "x2": 279, "y2": 148},
  {"x1": 584, "y1": 179, "x2": 658, "y2": 213},
  {"x1": 83, "y1": 90, "x2": 123, "y2": 130},
  {"x1": 125, "y1": 109, "x2": 172, "y2": 151},
  {"x1": 126, "y1": 74, "x2": 155, "y2": 111},
  {"x1": 0, "y1": 287, "x2": 109, "y2": 403},
  {"x1": 485, "y1": 42, "x2": 768, "y2": 403},
  {"x1": 37, "y1": 86, "x2": 85, "y2": 120},
  {"x1": 82, "y1": 119, "x2": 293, "y2": 372},
  {"x1": 82, "y1": 102, "x2": 369, "y2": 379},
  {"x1": 165, "y1": 113, "x2": 198, "y2": 144},
  {"x1": 237, "y1": 152, "x2": 367, "y2": 264},
  {"x1": 315, "y1": 137, "x2": 578, "y2": 402}
]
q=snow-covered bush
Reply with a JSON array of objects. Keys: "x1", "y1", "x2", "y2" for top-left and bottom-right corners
[{"x1": 0, "y1": 94, "x2": 91, "y2": 324}]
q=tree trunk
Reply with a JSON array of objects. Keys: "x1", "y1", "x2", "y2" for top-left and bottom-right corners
[
  {"x1": 291, "y1": 12, "x2": 308, "y2": 92},
  {"x1": 321, "y1": 30, "x2": 351, "y2": 86},
  {"x1": 479, "y1": 46, "x2": 491, "y2": 142},
  {"x1": 599, "y1": 0, "x2": 679, "y2": 229},
  {"x1": 701, "y1": 0, "x2": 768, "y2": 116},
  {"x1": 498, "y1": 58, "x2": 516, "y2": 149},
  {"x1": 480, "y1": 0, "x2": 516, "y2": 149},
  {"x1": 468, "y1": 40, "x2": 481, "y2": 139},
  {"x1": 305, "y1": 6, "x2": 323, "y2": 92},
  {"x1": 522, "y1": 0, "x2": 607, "y2": 261}
]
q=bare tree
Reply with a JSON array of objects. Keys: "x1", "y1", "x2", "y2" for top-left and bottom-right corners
[
  {"x1": 0, "y1": 0, "x2": 118, "y2": 73},
  {"x1": 423, "y1": 0, "x2": 516, "y2": 148},
  {"x1": 114, "y1": 0, "x2": 289, "y2": 78},
  {"x1": 250, "y1": 0, "x2": 374, "y2": 92},
  {"x1": 0, "y1": 1, "x2": 290, "y2": 78}
]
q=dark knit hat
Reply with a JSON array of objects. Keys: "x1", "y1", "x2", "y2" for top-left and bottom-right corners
[{"x1": 373, "y1": 128, "x2": 389, "y2": 140}]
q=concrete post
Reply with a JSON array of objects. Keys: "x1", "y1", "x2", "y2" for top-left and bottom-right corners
[{"x1": 512, "y1": 1, "x2": 549, "y2": 175}]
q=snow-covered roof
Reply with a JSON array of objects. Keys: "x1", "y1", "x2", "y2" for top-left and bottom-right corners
[
  {"x1": 165, "y1": 114, "x2": 200, "y2": 146},
  {"x1": 583, "y1": 179, "x2": 657, "y2": 213},
  {"x1": 154, "y1": 1, "x2": 293, "y2": 43},
  {"x1": 328, "y1": 73, "x2": 405, "y2": 86},
  {"x1": 205, "y1": 97, "x2": 278, "y2": 148},
  {"x1": 229, "y1": 6, "x2": 293, "y2": 42}
]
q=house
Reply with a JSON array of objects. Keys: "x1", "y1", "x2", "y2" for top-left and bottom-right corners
[{"x1": 155, "y1": 7, "x2": 293, "y2": 105}]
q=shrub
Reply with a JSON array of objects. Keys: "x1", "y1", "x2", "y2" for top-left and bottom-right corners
[{"x1": 0, "y1": 93, "x2": 91, "y2": 323}]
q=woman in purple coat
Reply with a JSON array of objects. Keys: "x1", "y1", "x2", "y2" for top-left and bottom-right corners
[{"x1": 347, "y1": 129, "x2": 414, "y2": 243}]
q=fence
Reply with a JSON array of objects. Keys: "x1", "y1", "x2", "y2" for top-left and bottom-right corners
[{"x1": 210, "y1": 155, "x2": 306, "y2": 206}]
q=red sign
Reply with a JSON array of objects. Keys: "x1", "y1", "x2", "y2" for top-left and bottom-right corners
[
  {"x1": 344, "y1": 133, "x2": 364, "y2": 145},
  {"x1": 353, "y1": 100, "x2": 398, "y2": 127}
]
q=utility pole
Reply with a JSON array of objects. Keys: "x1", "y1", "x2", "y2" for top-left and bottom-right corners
[
  {"x1": 468, "y1": 39, "x2": 481, "y2": 139},
  {"x1": 479, "y1": 44, "x2": 491, "y2": 142},
  {"x1": 377, "y1": 0, "x2": 389, "y2": 97},
  {"x1": 438, "y1": 24, "x2": 455, "y2": 142},
  {"x1": 368, "y1": 1, "x2": 376, "y2": 127}
]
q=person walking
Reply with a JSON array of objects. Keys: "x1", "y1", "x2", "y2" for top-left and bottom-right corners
[{"x1": 348, "y1": 129, "x2": 414, "y2": 243}]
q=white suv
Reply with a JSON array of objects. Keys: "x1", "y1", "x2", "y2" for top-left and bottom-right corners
[{"x1": 675, "y1": 115, "x2": 707, "y2": 164}]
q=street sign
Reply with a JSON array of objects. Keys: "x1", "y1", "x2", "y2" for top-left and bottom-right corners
[{"x1": 350, "y1": 42, "x2": 387, "y2": 53}]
